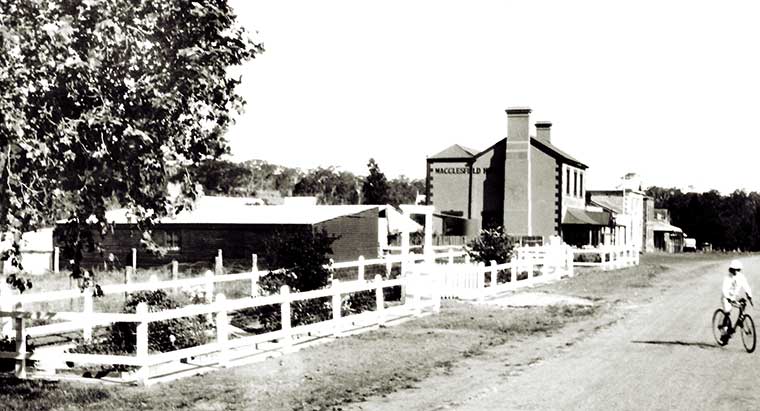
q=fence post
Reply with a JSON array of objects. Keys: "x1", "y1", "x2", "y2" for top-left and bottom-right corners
[
  {"x1": 125, "y1": 266, "x2": 133, "y2": 284},
  {"x1": 412, "y1": 271, "x2": 422, "y2": 317},
  {"x1": 204, "y1": 270, "x2": 214, "y2": 303},
  {"x1": 358, "y1": 255, "x2": 365, "y2": 281},
  {"x1": 215, "y1": 256, "x2": 222, "y2": 276},
  {"x1": 477, "y1": 262, "x2": 486, "y2": 303},
  {"x1": 566, "y1": 246, "x2": 575, "y2": 277},
  {"x1": 489, "y1": 260, "x2": 498, "y2": 288},
  {"x1": 131, "y1": 248, "x2": 137, "y2": 273},
  {"x1": 14, "y1": 302, "x2": 26, "y2": 379},
  {"x1": 464, "y1": 254, "x2": 471, "y2": 265},
  {"x1": 332, "y1": 280, "x2": 342, "y2": 337},
  {"x1": 251, "y1": 254, "x2": 259, "y2": 297},
  {"x1": 431, "y1": 270, "x2": 441, "y2": 314},
  {"x1": 448, "y1": 248, "x2": 455, "y2": 265},
  {"x1": 83, "y1": 288, "x2": 93, "y2": 341},
  {"x1": 53, "y1": 246, "x2": 60, "y2": 274},
  {"x1": 385, "y1": 259, "x2": 392, "y2": 278},
  {"x1": 509, "y1": 259, "x2": 517, "y2": 285},
  {"x1": 171, "y1": 261, "x2": 179, "y2": 282},
  {"x1": 280, "y1": 285, "x2": 292, "y2": 352},
  {"x1": 216, "y1": 293, "x2": 229, "y2": 367},
  {"x1": 375, "y1": 274, "x2": 386, "y2": 325},
  {"x1": 136, "y1": 302, "x2": 149, "y2": 385}
]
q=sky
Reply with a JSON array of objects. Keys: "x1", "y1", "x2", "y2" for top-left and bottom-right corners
[{"x1": 224, "y1": 0, "x2": 760, "y2": 194}]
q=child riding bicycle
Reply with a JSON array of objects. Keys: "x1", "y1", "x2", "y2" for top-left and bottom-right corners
[{"x1": 719, "y1": 260, "x2": 753, "y2": 341}]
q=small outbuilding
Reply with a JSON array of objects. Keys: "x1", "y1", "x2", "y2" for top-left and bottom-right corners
[{"x1": 55, "y1": 197, "x2": 380, "y2": 270}]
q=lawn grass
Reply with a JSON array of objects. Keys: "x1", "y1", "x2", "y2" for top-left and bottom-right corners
[{"x1": 1, "y1": 252, "x2": 738, "y2": 410}]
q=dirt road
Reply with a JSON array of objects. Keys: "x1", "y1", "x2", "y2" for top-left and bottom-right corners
[{"x1": 350, "y1": 256, "x2": 760, "y2": 411}]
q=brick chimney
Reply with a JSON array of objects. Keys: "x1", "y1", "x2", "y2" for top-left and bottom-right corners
[
  {"x1": 506, "y1": 107, "x2": 531, "y2": 142},
  {"x1": 504, "y1": 107, "x2": 532, "y2": 236},
  {"x1": 535, "y1": 121, "x2": 552, "y2": 144}
]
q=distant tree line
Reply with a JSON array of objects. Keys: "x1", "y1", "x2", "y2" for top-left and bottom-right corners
[
  {"x1": 646, "y1": 187, "x2": 760, "y2": 251},
  {"x1": 188, "y1": 158, "x2": 425, "y2": 206}
]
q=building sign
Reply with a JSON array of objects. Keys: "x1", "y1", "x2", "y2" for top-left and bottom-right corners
[{"x1": 433, "y1": 167, "x2": 491, "y2": 175}]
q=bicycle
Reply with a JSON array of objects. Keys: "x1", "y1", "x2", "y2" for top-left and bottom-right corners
[{"x1": 712, "y1": 297, "x2": 756, "y2": 353}]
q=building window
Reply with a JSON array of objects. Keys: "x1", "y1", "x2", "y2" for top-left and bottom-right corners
[
  {"x1": 580, "y1": 173, "x2": 584, "y2": 197},
  {"x1": 573, "y1": 171, "x2": 578, "y2": 197},
  {"x1": 156, "y1": 230, "x2": 181, "y2": 250},
  {"x1": 566, "y1": 169, "x2": 570, "y2": 195}
]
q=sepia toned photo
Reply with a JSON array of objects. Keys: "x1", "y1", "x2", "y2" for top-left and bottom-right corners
[{"x1": 1, "y1": 1, "x2": 759, "y2": 410}]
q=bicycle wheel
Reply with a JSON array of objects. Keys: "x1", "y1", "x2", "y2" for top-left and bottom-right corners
[
  {"x1": 713, "y1": 309, "x2": 729, "y2": 346},
  {"x1": 741, "y1": 314, "x2": 756, "y2": 353}
]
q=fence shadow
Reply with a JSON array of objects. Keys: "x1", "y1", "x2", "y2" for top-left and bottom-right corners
[{"x1": 631, "y1": 340, "x2": 717, "y2": 349}]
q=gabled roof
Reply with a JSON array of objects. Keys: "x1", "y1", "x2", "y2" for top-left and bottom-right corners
[
  {"x1": 530, "y1": 138, "x2": 587, "y2": 169},
  {"x1": 587, "y1": 197, "x2": 624, "y2": 214},
  {"x1": 429, "y1": 144, "x2": 479, "y2": 160},
  {"x1": 96, "y1": 197, "x2": 378, "y2": 226}
]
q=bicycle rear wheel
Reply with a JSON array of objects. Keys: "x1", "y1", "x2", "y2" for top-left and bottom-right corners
[
  {"x1": 713, "y1": 309, "x2": 729, "y2": 346},
  {"x1": 741, "y1": 314, "x2": 756, "y2": 353}
]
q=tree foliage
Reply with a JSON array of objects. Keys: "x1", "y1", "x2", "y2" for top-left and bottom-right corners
[
  {"x1": 646, "y1": 186, "x2": 760, "y2": 251},
  {"x1": 293, "y1": 166, "x2": 359, "y2": 205},
  {"x1": 0, "y1": 0, "x2": 262, "y2": 274},
  {"x1": 362, "y1": 158, "x2": 389, "y2": 205}
]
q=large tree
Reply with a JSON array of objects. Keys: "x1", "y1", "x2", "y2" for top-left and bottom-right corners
[{"x1": 0, "y1": 0, "x2": 262, "y2": 271}]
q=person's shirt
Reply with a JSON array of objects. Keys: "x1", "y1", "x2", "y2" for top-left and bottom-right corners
[{"x1": 723, "y1": 272, "x2": 753, "y2": 301}]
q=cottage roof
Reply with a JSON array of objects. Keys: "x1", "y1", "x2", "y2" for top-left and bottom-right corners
[
  {"x1": 562, "y1": 208, "x2": 611, "y2": 226},
  {"x1": 101, "y1": 197, "x2": 378, "y2": 226},
  {"x1": 429, "y1": 144, "x2": 479, "y2": 159},
  {"x1": 647, "y1": 220, "x2": 683, "y2": 233}
]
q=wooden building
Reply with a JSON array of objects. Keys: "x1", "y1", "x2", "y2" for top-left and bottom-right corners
[{"x1": 54, "y1": 197, "x2": 379, "y2": 270}]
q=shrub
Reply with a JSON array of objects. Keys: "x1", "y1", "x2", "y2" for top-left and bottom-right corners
[
  {"x1": 69, "y1": 290, "x2": 210, "y2": 371},
  {"x1": 0, "y1": 336, "x2": 35, "y2": 372},
  {"x1": 254, "y1": 228, "x2": 337, "y2": 331},
  {"x1": 466, "y1": 227, "x2": 514, "y2": 264}
]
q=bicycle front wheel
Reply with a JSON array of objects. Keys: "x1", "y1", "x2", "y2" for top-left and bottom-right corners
[
  {"x1": 713, "y1": 309, "x2": 729, "y2": 346},
  {"x1": 741, "y1": 314, "x2": 756, "y2": 353}
]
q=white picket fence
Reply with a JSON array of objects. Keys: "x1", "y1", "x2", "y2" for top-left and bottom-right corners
[
  {"x1": 0, "y1": 248, "x2": 468, "y2": 385},
  {"x1": 0, "y1": 270, "x2": 440, "y2": 385},
  {"x1": 572, "y1": 245, "x2": 639, "y2": 270},
  {"x1": 423, "y1": 243, "x2": 575, "y2": 301}
]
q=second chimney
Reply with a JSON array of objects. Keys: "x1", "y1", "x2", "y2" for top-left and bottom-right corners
[{"x1": 535, "y1": 121, "x2": 552, "y2": 144}]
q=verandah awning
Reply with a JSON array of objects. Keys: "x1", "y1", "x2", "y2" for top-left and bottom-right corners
[{"x1": 562, "y1": 208, "x2": 611, "y2": 226}]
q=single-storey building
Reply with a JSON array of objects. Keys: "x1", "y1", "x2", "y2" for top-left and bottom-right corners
[
  {"x1": 54, "y1": 197, "x2": 380, "y2": 270},
  {"x1": 646, "y1": 208, "x2": 685, "y2": 253}
]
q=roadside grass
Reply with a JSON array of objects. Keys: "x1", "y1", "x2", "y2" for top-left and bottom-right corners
[
  {"x1": 535, "y1": 252, "x2": 735, "y2": 303},
  {"x1": 1, "y1": 301, "x2": 597, "y2": 411}
]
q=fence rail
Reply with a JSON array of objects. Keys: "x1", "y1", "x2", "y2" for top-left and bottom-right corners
[
  {"x1": 0, "y1": 272, "x2": 435, "y2": 385},
  {"x1": 0, "y1": 242, "x2": 637, "y2": 385}
]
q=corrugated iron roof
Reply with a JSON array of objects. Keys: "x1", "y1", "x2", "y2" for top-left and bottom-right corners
[
  {"x1": 647, "y1": 221, "x2": 683, "y2": 233},
  {"x1": 101, "y1": 197, "x2": 378, "y2": 226},
  {"x1": 562, "y1": 208, "x2": 611, "y2": 226}
]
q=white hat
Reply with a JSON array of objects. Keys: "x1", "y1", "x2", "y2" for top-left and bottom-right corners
[{"x1": 729, "y1": 260, "x2": 743, "y2": 271}]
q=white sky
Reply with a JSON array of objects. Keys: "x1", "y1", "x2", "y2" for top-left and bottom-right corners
[{"x1": 225, "y1": 0, "x2": 760, "y2": 193}]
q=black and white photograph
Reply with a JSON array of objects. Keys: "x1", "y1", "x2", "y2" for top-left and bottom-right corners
[{"x1": 2, "y1": 1, "x2": 760, "y2": 410}]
